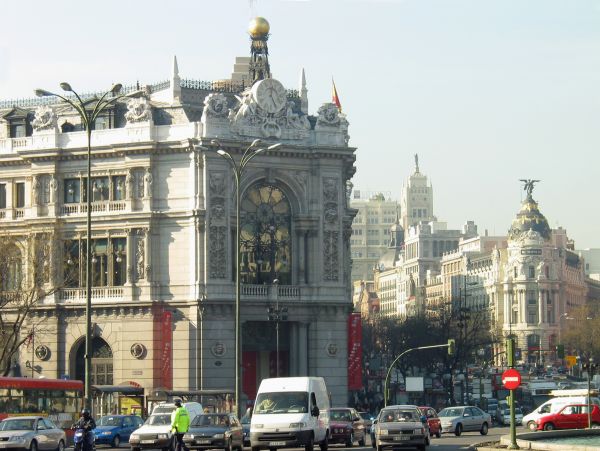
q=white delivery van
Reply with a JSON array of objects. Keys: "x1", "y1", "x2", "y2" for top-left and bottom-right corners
[
  {"x1": 250, "y1": 377, "x2": 330, "y2": 451},
  {"x1": 522, "y1": 390, "x2": 599, "y2": 431}
]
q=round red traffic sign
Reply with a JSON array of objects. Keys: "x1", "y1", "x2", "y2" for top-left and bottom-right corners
[{"x1": 502, "y1": 368, "x2": 522, "y2": 390}]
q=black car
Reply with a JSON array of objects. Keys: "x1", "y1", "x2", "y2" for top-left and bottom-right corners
[{"x1": 183, "y1": 414, "x2": 244, "y2": 451}]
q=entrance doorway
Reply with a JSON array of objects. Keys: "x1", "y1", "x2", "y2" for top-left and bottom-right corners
[{"x1": 73, "y1": 337, "x2": 113, "y2": 385}]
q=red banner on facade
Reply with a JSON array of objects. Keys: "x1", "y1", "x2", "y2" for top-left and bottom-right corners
[
  {"x1": 347, "y1": 313, "x2": 363, "y2": 390},
  {"x1": 160, "y1": 310, "x2": 173, "y2": 389}
]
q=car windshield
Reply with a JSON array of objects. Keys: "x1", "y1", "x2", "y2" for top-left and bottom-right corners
[
  {"x1": 330, "y1": 410, "x2": 352, "y2": 422},
  {"x1": 98, "y1": 416, "x2": 123, "y2": 427},
  {"x1": 145, "y1": 415, "x2": 171, "y2": 425},
  {"x1": 0, "y1": 419, "x2": 35, "y2": 431},
  {"x1": 379, "y1": 409, "x2": 419, "y2": 422},
  {"x1": 191, "y1": 415, "x2": 229, "y2": 427},
  {"x1": 254, "y1": 392, "x2": 308, "y2": 414},
  {"x1": 438, "y1": 408, "x2": 464, "y2": 417}
]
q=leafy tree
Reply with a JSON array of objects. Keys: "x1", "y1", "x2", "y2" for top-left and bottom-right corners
[
  {"x1": 562, "y1": 304, "x2": 600, "y2": 359},
  {"x1": 0, "y1": 234, "x2": 68, "y2": 376}
]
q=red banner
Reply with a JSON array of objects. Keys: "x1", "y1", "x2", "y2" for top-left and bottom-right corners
[
  {"x1": 158, "y1": 310, "x2": 173, "y2": 389},
  {"x1": 347, "y1": 313, "x2": 363, "y2": 390}
]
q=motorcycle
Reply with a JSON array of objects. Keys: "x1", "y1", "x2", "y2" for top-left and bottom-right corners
[{"x1": 73, "y1": 428, "x2": 96, "y2": 451}]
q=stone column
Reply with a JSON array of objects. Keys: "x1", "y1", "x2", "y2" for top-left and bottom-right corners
[
  {"x1": 538, "y1": 289, "x2": 544, "y2": 325},
  {"x1": 298, "y1": 322, "x2": 309, "y2": 375}
]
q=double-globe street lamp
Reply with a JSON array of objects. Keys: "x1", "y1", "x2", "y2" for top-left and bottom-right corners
[
  {"x1": 211, "y1": 138, "x2": 281, "y2": 418},
  {"x1": 35, "y1": 83, "x2": 124, "y2": 410}
]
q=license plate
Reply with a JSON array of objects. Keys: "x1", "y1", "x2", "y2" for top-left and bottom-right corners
[
  {"x1": 269, "y1": 441, "x2": 285, "y2": 446},
  {"x1": 393, "y1": 436, "x2": 409, "y2": 441},
  {"x1": 141, "y1": 440, "x2": 156, "y2": 444},
  {"x1": 198, "y1": 440, "x2": 212, "y2": 444}
]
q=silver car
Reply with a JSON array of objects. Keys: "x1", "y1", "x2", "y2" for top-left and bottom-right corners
[
  {"x1": 438, "y1": 406, "x2": 491, "y2": 436},
  {"x1": 0, "y1": 416, "x2": 67, "y2": 451},
  {"x1": 372, "y1": 405, "x2": 429, "y2": 451}
]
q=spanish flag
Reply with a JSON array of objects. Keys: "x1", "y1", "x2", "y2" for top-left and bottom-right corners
[{"x1": 332, "y1": 78, "x2": 342, "y2": 112}]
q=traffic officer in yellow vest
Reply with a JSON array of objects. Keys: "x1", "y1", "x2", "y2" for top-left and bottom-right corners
[{"x1": 170, "y1": 399, "x2": 190, "y2": 451}]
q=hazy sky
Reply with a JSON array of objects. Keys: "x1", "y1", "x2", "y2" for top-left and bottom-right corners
[{"x1": 1, "y1": 0, "x2": 598, "y2": 248}]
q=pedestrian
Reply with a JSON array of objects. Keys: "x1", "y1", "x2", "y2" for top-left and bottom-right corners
[{"x1": 170, "y1": 400, "x2": 190, "y2": 451}]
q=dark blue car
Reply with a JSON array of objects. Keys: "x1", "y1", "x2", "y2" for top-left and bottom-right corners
[{"x1": 93, "y1": 415, "x2": 144, "y2": 447}]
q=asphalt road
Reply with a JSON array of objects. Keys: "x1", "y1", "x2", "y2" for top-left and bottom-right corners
[{"x1": 88, "y1": 426, "x2": 512, "y2": 451}]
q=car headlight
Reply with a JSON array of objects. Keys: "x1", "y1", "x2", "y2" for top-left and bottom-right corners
[
  {"x1": 378, "y1": 429, "x2": 387, "y2": 435},
  {"x1": 213, "y1": 434, "x2": 224, "y2": 439},
  {"x1": 184, "y1": 434, "x2": 193, "y2": 440},
  {"x1": 130, "y1": 435, "x2": 139, "y2": 441},
  {"x1": 289, "y1": 423, "x2": 306, "y2": 429},
  {"x1": 253, "y1": 424, "x2": 263, "y2": 429},
  {"x1": 102, "y1": 431, "x2": 112, "y2": 436},
  {"x1": 9, "y1": 436, "x2": 26, "y2": 442},
  {"x1": 413, "y1": 428, "x2": 424, "y2": 435},
  {"x1": 157, "y1": 434, "x2": 169, "y2": 439}
]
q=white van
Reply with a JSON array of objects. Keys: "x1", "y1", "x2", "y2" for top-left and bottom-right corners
[
  {"x1": 250, "y1": 377, "x2": 330, "y2": 451},
  {"x1": 152, "y1": 401, "x2": 204, "y2": 422},
  {"x1": 522, "y1": 391, "x2": 599, "y2": 431}
]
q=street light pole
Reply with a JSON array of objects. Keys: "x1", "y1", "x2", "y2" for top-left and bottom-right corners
[
  {"x1": 212, "y1": 139, "x2": 281, "y2": 418},
  {"x1": 36, "y1": 83, "x2": 123, "y2": 411}
]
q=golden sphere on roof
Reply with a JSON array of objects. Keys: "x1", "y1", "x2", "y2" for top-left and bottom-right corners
[{"x1": 248, "y1": 17, "x2": 270, "y2": 38}]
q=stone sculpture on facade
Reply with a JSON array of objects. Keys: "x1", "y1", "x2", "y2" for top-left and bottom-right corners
[
  {"x1": 124, "y1": 97, "x2": 152, "y2": 124},
  {"x1": 202, "y1": 93, "x2": 229, "y2": 119},
  {"x1": 32, "y1": 105, "x2": 57, "y2": 132},
  {"x1": 208, "y1": 172, "x2": 227, "y2": 279}
]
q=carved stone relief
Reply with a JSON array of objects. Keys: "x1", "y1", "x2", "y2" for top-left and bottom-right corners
[
  {"x1": 32, "y1": 105, "x2": 57, "y2": 132},
  {"x1": 124, "y1": 97, "x2": 152, "y2": 124},
  {"x1": 323, "y1": 231, "x2": 340, "y2": 281},
  {"x1": 135, "y1": 231, "x2": 145, "y2": 281},
  {"x1": 144, "y1": 168, "x2": 153, "y2": 198},
  {"x1": 202, "y1": 93, "x2": 229, "y2": 119},
  {"x1": 208, "y1": 172, "x2": 227, "y2": 279},
  {"x1": 322, "y1": 177, "x2": 340, "y2": 281}
]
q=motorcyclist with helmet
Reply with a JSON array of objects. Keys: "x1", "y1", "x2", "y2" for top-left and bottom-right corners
[{"x1": 72, "y1": 409, "x2": 97, "y2": 451}]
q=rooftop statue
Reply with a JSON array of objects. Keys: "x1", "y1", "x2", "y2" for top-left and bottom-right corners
[{"x1": 519, "y1": 179, "x2": 540, "y2": 198}]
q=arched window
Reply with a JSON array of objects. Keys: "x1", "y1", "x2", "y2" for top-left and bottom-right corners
[
  {"x1": 74, "y1": 337, "x2": 113, "y2": 385},
  {"x1": 240, "y1": 182, "x2": 292, "y2": 285}
]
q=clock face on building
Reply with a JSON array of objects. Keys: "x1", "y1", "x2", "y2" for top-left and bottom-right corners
[{"x1": 252, "y1": 78, "x2": 287, "y2": 113}]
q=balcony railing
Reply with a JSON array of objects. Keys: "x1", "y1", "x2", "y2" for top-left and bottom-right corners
[
  {"x1": 60, "y1": 200, "x2": 127, "y2": 216},
  {"x1": 241, "y1": 284, "x2": 300, "y2": 299},
  {"x1": 60, "y1": 286, "x2": 124, "y2": 302}
]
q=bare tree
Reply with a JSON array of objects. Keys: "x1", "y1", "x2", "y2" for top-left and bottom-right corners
[{"x1": 0, "y1": 234, "x2": 67, "y2": 376}]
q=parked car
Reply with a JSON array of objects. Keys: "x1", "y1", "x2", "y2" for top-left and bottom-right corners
[
  {"x1": 497, "y1": 407, "x2": 523, "y2": 426},
  {"x1": 438, "y1": 406, "x2": 491, "y2": 436},
  {"x1": 328, "y1": 408, "x2": 366, "y2": 447},
  {"x1": 418, "y1": 407, "x2": 441, "y2": 438},
  {"x1": 536, "y1": 404, "x2": 600, "y2": 431},
  {"x1": 372, "y1": 405, "x2": 429, "y2": 451},
  {"x1": 129, "y1": 414, "x2": 174, "y2": 451},
  {"x1": 183, "y1": 413, "x2": 243, "y2": 451},
  {"x1": 0, "y1": 416, "x2": 67, "y2": 451},
  {"x1": 94, "y1": 414, "x2": 144, "y2": 447}
]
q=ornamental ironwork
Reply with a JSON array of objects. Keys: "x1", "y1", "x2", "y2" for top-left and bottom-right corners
[{"x1": 240, "y1": 182, "x2": 292, "y2": 285}]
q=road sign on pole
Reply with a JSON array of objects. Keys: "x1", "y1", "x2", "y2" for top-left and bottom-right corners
[{"x1": 502, "y1": 369, "x2": 522, "y2": 390}]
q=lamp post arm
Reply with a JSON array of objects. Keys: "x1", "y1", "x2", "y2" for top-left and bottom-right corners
[
  {"x1": 90, "y1": 93, "x2": 127, "y2": 123},
  {"x1": 384, "y1": 343, "x2": 451, "y2": 406},
  {"x1": 240, "y1": 147, "x2": 265, "y2": 169}
]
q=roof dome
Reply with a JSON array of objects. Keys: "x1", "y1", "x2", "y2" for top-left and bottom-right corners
[
  {"x1": 248, "y1": 17, "x2": 270, "y2": 38},
  {"x1": 508, "y1": 195, "x2": 551, "y2": 241}
]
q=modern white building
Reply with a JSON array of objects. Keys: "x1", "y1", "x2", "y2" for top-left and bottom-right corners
[{"x1": 0, "y1": 17, "x2": 356, "y2": 407}]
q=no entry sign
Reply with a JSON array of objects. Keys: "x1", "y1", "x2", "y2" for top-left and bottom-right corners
[{"x1": 502, "y1": 368, "x2": 522, "y2": 390}]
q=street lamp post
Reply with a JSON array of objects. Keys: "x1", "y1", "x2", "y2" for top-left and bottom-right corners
[
  {"x1": 268, "y1": 278, "x2": 288, "y2": 377},
  {"x1": 212, "y1": 139, "x2": 281, "y2": 418},
  {"x1": 35, "y1": 83, "x2": 123, "y2": 411}
]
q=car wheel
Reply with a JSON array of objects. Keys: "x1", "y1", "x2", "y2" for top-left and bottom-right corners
[
  {"x1": 30, "y1": 441, "x2": 38, "y2": 451},
  {"x1": 112, "y1": 436, "x2": 121, "y2": 448},
  {"x1": 56, "y1": 440, "x2": 65, "y2": 451},
  {"x1": 346, "y1": 432, "x2": 354, "y2": 447},
  {"x1": 305, "y1": 434, "x2": 314, "y2": 451},
  {"x1": 417, "y1": 445, "x2": 425, "y2": 451},
  {"x1": 454, "y1": 424, "x2": 462, "y2": 437},
  {"x1": 527, "y1": 421, "x2": 537, "y2": 431},
  {"x1": 543, "y1": 423, "x2": 555, "y2": 431},
  {"x1": 480, "y1": 422, "x2": 488, "y2": 435}
]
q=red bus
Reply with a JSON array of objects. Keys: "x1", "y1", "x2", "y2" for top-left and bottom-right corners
[{"x1": 0, "y1": 377, "x2": 84, "y2": 431}]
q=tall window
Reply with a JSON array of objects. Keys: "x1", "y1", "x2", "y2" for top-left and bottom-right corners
[
  {"x1": 527, "y1": 298, "x2": 538, "y2": 324},
  {"x1": 15, "y1": 183, "x2": 25, "y2": 208},
  {"x1": 64, "y1": 179, "x2": 81, "y2": 204},
  {"x1": 240, "y1": 182, "x2": 292, "y2": 285},
  {"x1": 0, "y1": 184, "x2": 6, "y2": 209},
  {"x1": 63, "y1": 237, "x2": 127, "y2": 288}
]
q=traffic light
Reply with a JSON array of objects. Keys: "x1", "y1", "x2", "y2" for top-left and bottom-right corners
[
  {"x1": 556, "y1": 344, "x2": 565, "y2": 359},
  {"x1": 448, "y1": 339, "x2": 455, "y2": 356}
]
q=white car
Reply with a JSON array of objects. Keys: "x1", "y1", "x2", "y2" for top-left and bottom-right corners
[
  {"x1": 129, "y1": 414, "x2": 174, "y2": 451},
  {"x1": 498, "y1": 408, "x2": 523, "y2": 426}
]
